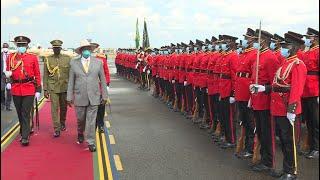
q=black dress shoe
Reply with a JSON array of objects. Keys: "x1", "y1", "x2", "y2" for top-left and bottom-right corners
[
  {"x1": 278, "y1": 173, "x2": 297, "y2": 180},
  {"x1": 61, "y1": 124, "x2": 66, "y2": 131},
  {"x1": 77, "y1": 133, "x2": 84, "y2": 144},
  {"x1": 251, "y1": 163, "x2": 271, "y2": 172},
  {"x1": 98, "y1": 126, "x2": 105, "y2": 133},
  {"x1": 220, "y1": 142, "x2": 236, "y2": 149},
  {"x1": 269, "y1": 169, "x2": 284, "y2": 177},
  {"x1": 6, "y1": 107, "x2": 12, "y2": 111},
  {"x1": 21, "y1": 139, "x2": 29, "y2": 146},
  {"x1": 305, "y1": 150, "x2": 319, "y2": 159},
  {"x1": 88, "y1": 144, "x2": 96, "y2": 152},
  {"x1": 238, "y1": 151, "x2": 253, "y2": 159},
  {"x1": 199, "y1": 123, "x2": 210, "y2": 129},
  {"x1": 53, "y1": 131, "x2": 60, "y2": 137}
]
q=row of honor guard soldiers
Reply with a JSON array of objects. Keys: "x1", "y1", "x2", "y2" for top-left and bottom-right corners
[
  {"x1": 115, "y1": 27, "x2": 319, "y2": 180},
  {"x1": 3, "y1": 36, "x2": 110, "y2": 147}
]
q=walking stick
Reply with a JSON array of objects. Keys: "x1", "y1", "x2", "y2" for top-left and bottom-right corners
[{"x1": 292, "y1": 123, "x2": 298, "y2": 175}]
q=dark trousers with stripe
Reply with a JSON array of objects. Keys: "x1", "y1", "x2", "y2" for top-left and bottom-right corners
[
  {"x1": 201, "y1": 88, "x2": 209, "y2": 122},
  {"x1": 302, "y1": 97, "x2": 319, "y2": 151},
  {"x1": 254, "y1": 110, "x2": 275, "y2": 168},
  {"x1": 96, "y1": 103, "x2": 105, "y2": 128},
  {"x1": 208, "y1": 94, "x2": 220, "y2": 129},
  {"x1": 237, "y1": 101, "x2": 254, "y2": 153},
  {"x1": 12, "y1": 95, "x2": 34, "y2": 139},
  {"x1": 185, "y1": 84, "x2": 194, "y2": 113},
  {"x1": 175, "y1": 83, "x2": 183, "y2": 109},
  {"x1": 274, "y1": 116, "x2": 295, "y2": 174},
  {"x1": 220, "y1": 97, "x2": 236, "y2": 144}
]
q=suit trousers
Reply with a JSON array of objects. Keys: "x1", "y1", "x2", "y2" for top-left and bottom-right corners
[
  {"x1": 12, "y1": 95, "x2": 34, "y2": 139},
  {"x1": 75, "y1": 105, "x2": 98, "y2": 145},
  {"x1": 302, "y1": 97, "x2": 319, "y2": 151},
  {"x1": 50, "y1": 92, "x2": 67, "y2": 131},
  {"x1": 208, "y1": 94, "x2": 220, "y2": 129},
  {"x1": 254, "y1": 110, "x2": 276, "y2": 168}
]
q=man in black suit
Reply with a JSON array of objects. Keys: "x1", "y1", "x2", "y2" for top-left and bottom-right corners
[{"x1": 1, "y1": 43, "x2": 12, "y2": 111}]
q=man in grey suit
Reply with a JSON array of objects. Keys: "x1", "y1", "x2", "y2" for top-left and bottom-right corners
[{"x1": 66, "y1": 40, "x2": 108, "y2": 152}]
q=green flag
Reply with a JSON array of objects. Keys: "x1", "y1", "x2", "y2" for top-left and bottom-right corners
[
  {"x1": 142, "y1": 18, "x2": 150, "y2": 49},
  {"x1": 135, "y1": 18, "x2": 140, "y2": 49}
]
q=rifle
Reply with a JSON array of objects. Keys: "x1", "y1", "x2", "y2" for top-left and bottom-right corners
[
  {"x1": 253, "y1": 21, "x2": 262, "y2": 93},
  {"x1": 180, "y1": 93, "x2": 185, "y2": 113},
  {"x1": 252, "y1": 127, "x2": 261, "y2": 164},
  {"x1": 301, "y1": 130, "x2": 310, "y2": 152},
  {"x1": 236, "y1": 121, "x2": 245, "y2": 154},
  {"x1": 173, "y1": 84, "x2": 178, "y2": 111},
  {"x1": 292, "y1": 122, "x2": 298, "y2": 175},
  {"x1": 192, "y1": 97, "x2": 199, "y2": 123}
]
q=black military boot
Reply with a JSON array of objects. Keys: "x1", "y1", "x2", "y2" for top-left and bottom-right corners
[
  {"x1": 88, "y1": 144, "x2": 96, "y2": 152},
  {"x1": 278, "y1": 173, "x2": 297, "y2": 180},
  {"x1": 305, "y1": 150, "x2": 319, "y2": 159},
  {"x1": 77, "y1": 133, "x2": 84, "y2": 144}
]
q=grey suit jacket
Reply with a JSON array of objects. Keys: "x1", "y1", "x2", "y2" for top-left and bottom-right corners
[{"x1": 66, "y1": 56, "x2": 108, "y2": 106}]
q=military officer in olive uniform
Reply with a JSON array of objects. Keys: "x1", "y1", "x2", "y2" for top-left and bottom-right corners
[{"x1": 43, "y1": 40, "x2": 71, "y2": 137}]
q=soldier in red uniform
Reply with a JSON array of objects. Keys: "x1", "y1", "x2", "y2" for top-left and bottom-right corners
[
  {"x1": 91, "y1": 43, "x2": 110, "y2": 133},
  {"x1": 235, "y1": 28, "x2": 257, "y2": 158},
  {"x1": 207, "y1": 36, "x2": 223, "y2": 136},
  {"x1": 270, "y1": 34, "x2": 286, "y2": 65},
  {"x1": 216, "y1": 35, "x2": 239, "y2": 149},
  {"x1": 184, "y1": 41, "x2": 196, "y2": 119},
  {"x1": 150, "y1": 48, "x2": 160, "y2": 97},
  {"x1": 5, "y1": 36, "x2": 42, "y2": 146},
  {"x1": 179, "y1": 43, "x2": 189, "y2": 115},
  {"x1": 270, "y1": 33, "x2": 307, "y2": 180},
  {"x1": 249, "y1": 30, "x2": 281, "y2": 172},
  {"x1": 143, "y1": 48, "x2": 153, "y2": 91},
  {"x1": 301, "y1": 27, "x2": 319, "y2": 159}
]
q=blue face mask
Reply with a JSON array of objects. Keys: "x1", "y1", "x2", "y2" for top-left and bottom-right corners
[
  {"x1": 194, "y1": 47, "x2": 198, "y2": 52},
  {"x1": 82, "y1": 50, "x2": 91, "y2": 59},
  {"x1": 241, "y1": 40, "x2": 248, "y2": 48},
  {"x1": 253, "y1": 42, "x2": 260, "y2": 50},
  {"x1": 280, "y1": 47, "x2": 290, "y2": 58},
  {"x1": 207, "y1": 44, "x2": 213, "y2": 50},
  {"x1": 221, "y1": 44, "x2": 228, "y2": 51},
  {"x1": 304, "y1": 39, "x2": 312, "y2": 47},
  {"x1": 270, "y1": 42, "x2": 276, "y2": 50},
  {"x1": 215, "y1": 45, "x2": 220, "y2": 51},
  {"x1": 17, "y1": 47, "x2": 27, "y2": 54},
  {"x1": 202, "y1": 46, "x2": 206, "y2": 51},
  {"x1": 237, "y1": 48, "x2": 243, "y2": 54}
]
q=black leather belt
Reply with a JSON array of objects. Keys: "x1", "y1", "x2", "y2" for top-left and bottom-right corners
[
  {"x1": 219, "y1": 73, "x2": 231, "y2": 79},
  {"x1": 307, "y1": 71, "x2": 319, "y2": 75},
  {"x1": 194, "y1": 69, "x2": 201, "y2": 73},
  {"x1": 180, "y1": 67, "x2": 186, "y2": 71},
  {"x1": 272, "y1": 86, "x2": 290, "y2": 93},
  {"x1": 200, "y1": 70, "x2": 207, "y2": 73},
  {"x1": 12, "y1": 77, "x2": 34, "y2": 84},
  {"x1": 236, "y1": 72, "x2": 251, "y2": 78}
]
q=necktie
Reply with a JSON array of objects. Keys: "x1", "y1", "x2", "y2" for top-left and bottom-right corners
[{"x1": 83, "y1": 60, "x2": 90, "y2": 73}]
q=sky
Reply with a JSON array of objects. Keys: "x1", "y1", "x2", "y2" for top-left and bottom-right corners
[{"x1": 1, "y1": 0, "x2": 319, "y2": 49}]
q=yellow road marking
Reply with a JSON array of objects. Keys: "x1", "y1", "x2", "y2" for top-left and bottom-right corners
[
  {"x1": 105, "y1": 121, "x2": 111, "y2": 128},
  {"x1": 1, "y1": 126, "x2": 20, "y2": 149},
  {"x1": 1, "y1": 123, "x2": 19, "y2": 142},
  {"x1": 113, "y1": 155, "x2": 123, "y2": 171},
  {"x1": 101, "y1": 134, "x2": 113, "y2": 180},
  {"x1": 109, "y1": 135, "x2": 115, "y2": 144},
  {"x1": 95, "y1": 131, "x2": 105, "y2": 180}
]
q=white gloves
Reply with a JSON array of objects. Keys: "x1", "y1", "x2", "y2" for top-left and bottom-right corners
[
  {"x1": 317, "y1": 97, "x2": 319, "y2": 104},
  {"x1": 135, "y1": 63, "x2": 139, "y2": 69},
  {"x1": 143, "y1": 66, "x2": 147, "y2": 72},
  {"x1": 147, "y1": 70, "x2": 150, "y2": 74},
  {"x1": 287, "y1": 112, "x2": 296, "y2": 126},
  {"x1": 206, "y1": 88, "x2": 208, "y2": 93},
  {"x1": 229, "y1": 97, "x2": 235, "y2": 104},
  {"x1": 250, "y1": 84, "x2": 266, "y2": 94},
  {"x1": 156, "y1": 75, "x2": 159, "y2": 78},
  {"x1": 6, "y1": 83, "x2": 11, "y2": 90},
  {"x1": 172, "y1": 79, "x2": 175, "y2": 84},
  {"x1": 183, "y1": 81, "x2": 187, "y2": 86},
  {"x1": 35, "y1": 92, "x2": 41, "y2": 101},
  {"x1": 4, "y1": 71, "x2": 12, "y2": 78},
  {"x1": 247, "y1": 98, "x2": 252, "y2": 108},
  {"x1": 107, "y1": 86, "x2": 110, "y2": 92}
]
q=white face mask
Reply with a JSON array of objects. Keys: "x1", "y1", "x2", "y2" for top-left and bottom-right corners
[{"x1": 3, "y1": 48, "x2": 8, "y2": 53}]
